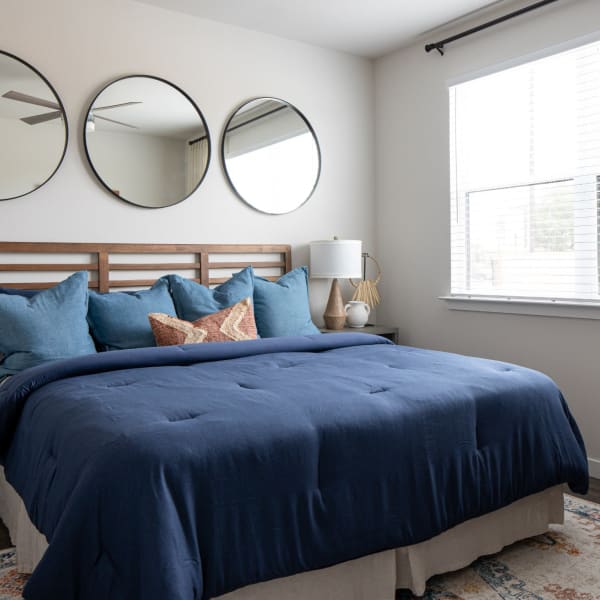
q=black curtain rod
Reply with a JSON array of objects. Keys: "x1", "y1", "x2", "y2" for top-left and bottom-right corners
[
  {"x1": 425, "y1": 0, "x2": 560, "y2": 55},
  {"x1": 226, "y1": 105, "x2": 288, "y2": 134},
  {"x1": 188, "y1": 134, "x2": 207, "y2": 146}
]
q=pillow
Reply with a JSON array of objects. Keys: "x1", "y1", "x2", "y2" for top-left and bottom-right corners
[
  {"x1": 87, "y1": 277, "x2": 176, "y2": 351},
  {"x1": 0, "y1": 287, "x2": 38, "y2": 298},
  {"x1": 0, "y1": 289, "x2": 37, "y2": 364},
  {"x1": 252, "y1": 266, "x2": 320, "y2": 338},
  {"x1": 0, "y1": 271, "x2": 96, "y2": 376},
  {"x1": 149, "y1": 297, "x2": 257, "y2": 345},
  {"x1": 168, "y1": 267, "x2": 254, "y2": 322}
]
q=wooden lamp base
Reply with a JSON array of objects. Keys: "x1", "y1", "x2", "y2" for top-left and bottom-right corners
[{"x1": 323, "y1": 278, "x2": 346, "y2": 330}]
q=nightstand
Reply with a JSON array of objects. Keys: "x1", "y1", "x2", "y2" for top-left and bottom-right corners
[{"x1": 319, "y1": 324, "x2": 399, "y2": 344}]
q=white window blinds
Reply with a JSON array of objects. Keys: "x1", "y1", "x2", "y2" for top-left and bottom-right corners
[{"x1": 450, "y1": 40, "x2": 600, "y2": 302}]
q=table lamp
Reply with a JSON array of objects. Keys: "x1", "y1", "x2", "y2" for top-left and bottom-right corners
[{"x1": 310, "y1": 239, "x2": 362, "y2": 329}]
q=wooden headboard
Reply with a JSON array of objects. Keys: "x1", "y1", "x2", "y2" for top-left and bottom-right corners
[{"x1": 0, "y1": 242, "x2": 292, "y2": 292}]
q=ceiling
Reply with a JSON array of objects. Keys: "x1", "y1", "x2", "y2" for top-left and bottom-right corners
[
  {"x1": 90, "y1": 77, "x2": 205, "y2": 139},
  {"x1": 0, "y1": 53, "x2": 59, "y2": 123},
  {"x1": 136, "y1": 0, "x2": 509, "y2": 58}
]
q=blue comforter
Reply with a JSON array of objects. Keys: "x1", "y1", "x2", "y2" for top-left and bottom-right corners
[{"x1": 0, "y1": 334, "x2": 588, "y2": 600}]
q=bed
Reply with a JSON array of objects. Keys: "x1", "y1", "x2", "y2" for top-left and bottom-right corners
[{"x1": 0, "y1": 242, "x2": 589, "y2": 600}]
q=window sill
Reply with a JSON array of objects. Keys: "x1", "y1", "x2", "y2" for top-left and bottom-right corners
[{"x1": 440, "y1": 295, "x2": 600, "y2": 320}]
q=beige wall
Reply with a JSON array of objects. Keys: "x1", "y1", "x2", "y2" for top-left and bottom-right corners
[
  {"x1": 375, "y1": 0, "x2": 600, "y2": 474},
  {"x1": 88, "y1": 130, "x2": 187, "y2": 207},
  {"x1": 0, "y1": 119, "x2": 65, "y2": 199},
  {"x1": 0, "y1": 0, "x2": 375, "y2": 316}
]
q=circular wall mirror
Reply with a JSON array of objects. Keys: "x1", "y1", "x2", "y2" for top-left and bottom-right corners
[
  {"x1": 221, "y1": 98, "x2": 320, "y2": 214},
  {"x1": 84, "y1": 75, "x2": 210, "y2": 208},
  {"x1": 0, "y1": 51, "x2": 68, "y2": 201}
]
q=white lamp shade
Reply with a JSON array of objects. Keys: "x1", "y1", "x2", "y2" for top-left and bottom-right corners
[{"x1": 309, "y1": 239, "x2": 362, "y2": 279}]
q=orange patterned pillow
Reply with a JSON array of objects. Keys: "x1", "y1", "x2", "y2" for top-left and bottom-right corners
[{"x1": 148, "y1": 297, "x2": 257, "y2": 345}]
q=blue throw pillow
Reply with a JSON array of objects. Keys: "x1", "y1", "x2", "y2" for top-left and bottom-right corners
[
  {"x1": 0, "y1": 287, "x2": 38, "y2": 298},
  {"x1": 88, "y1": 277, "x2": 176, "y2": 351},
  {"x1": 168, "y1": 267, "x2": 255, "y2": 322},
  {"x1": 253, "y1": 266, "x2": 320, "y2": 337},
  {"x1": 0, "y1": 271, "x2": 96, "y2": 376}
]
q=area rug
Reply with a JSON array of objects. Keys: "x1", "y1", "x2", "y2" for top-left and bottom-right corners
[
  {"x1": 417, "y1": 494, "x2": 600, "y2": 599},
  {"x1": 1, "y1": 495, "x2": 598, "y2": 599},
  {"x1": 0, "y1": 549, "x2": 27, "y2": 600}
]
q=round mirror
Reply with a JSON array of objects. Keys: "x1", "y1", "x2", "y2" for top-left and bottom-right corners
[
  {"x1": 84, "y1": 75, "x2": 210, "y2": 208},
  {"x1": 222, "y1": 98, "x2": 320, "y2": 214},
  {"x1": 0, "y1": 51, "x2": 68, "y2": 201}
]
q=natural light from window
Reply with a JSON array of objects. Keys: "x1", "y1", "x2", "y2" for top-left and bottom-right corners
[
  {"x1": 450, "y1": 39, "x2": 600, "y2": 302},
  {"x1": 226, "y1": 132, "x2": 319, "y2": 214}
]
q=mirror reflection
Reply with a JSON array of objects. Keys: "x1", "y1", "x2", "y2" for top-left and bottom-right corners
[
  {"x1": 84, "y1": 75, "x2": 210, "y2": 208},
  {"x1": 0, "y1": 51, "x2": 67, "y2": 201},
  {"x1": 222, "y1": 98, "x2": 320, "y2": 214}
]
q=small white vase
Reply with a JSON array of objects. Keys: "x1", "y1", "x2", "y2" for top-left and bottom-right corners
[{"x1": 344, "y1": 301, "x2": 370, "y2": 328}]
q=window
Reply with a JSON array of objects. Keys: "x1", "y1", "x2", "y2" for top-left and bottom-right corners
[{"x1": 450, "y1": 39, "x2": 600, "y2": 303}]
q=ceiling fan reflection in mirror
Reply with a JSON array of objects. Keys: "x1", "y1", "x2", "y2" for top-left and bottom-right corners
[
  {"x1": 1, "y1": 90, "x2": 141, "y2": 129},
  {"x1": 85, "y1": 101, "x2": 143, "y2": 132},
  {"x1": 1, "y1": 90, "x2": 63, "y2": 125}
]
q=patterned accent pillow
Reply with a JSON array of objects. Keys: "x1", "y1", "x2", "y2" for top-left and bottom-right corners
[{"x1": 149, "y1": 297, "x2": 257, "y2": 346}]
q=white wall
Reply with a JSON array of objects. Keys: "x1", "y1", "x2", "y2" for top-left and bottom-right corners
[
  {"x1": 375, "y1": 0, "x2": 600, "y2": 473},
  {"x1": 0, "y1": 118, "x2": 65, "y2": 198},
  {"x1": 88, "y1": 130, "x2": 187, "y2": 207},
  {"x1": 0, "y1": 0, "x2": 375, "y2": 316}
]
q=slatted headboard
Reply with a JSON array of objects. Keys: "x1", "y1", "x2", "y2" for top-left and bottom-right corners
[{"x1": 0, "y1": 242, "x2": 292, "y2": 292}]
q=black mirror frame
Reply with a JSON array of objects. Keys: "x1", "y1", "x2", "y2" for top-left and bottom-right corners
[
  {"x1": 0, "y1": 50, "x2": 68, "y2": 202},
  {"x1": 220, "y1": 97, "x2": 321, "y2": 215},
  {"x1": 83, "y1": 74, "x2": 211, "y2": 209}
]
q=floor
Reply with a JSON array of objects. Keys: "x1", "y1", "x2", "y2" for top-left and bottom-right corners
[
  {"x1": 0, "y1": 518, "x2": 9, "y2": 550},
  {"x1": 1, "y1": 478, "x2": 598, "y2": 553},
  {"x1": 566, "y1": 475, "x2": 600, "y2": 503}
]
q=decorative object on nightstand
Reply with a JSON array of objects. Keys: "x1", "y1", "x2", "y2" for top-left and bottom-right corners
[
  {"x1": 350, "y1": 253, "x2": 381, "y2": 308},
  {"x1": 344, "y1": 300, "x2": 370, "y2": 327},
  {"x1": 309, "y1": 238, "x2": 362, "y2": 330}
]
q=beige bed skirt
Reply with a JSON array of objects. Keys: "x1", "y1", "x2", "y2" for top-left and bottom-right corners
[{"x1": 0, "y1": 467, "x2": 564, "y2": 598}]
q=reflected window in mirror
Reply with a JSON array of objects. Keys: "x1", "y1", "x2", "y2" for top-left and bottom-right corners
[
  {"x1": 222, "y1": 98, "x2": 320, "y2": 214},
  {"x1": 84, "y1": 75, "x2": 210, "y2": 209},
  {"x1": 0, "y1": 51, "x2": 68, "y2": 201}
]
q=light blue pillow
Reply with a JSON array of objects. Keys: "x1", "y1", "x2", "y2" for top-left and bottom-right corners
[
  {"x1": 0, "y1": 271, "x2": 96, "y2": 376},
  {"x1": 87, "y1": 277, "x2": 176, "y2": 351},
  {"x1": 168, "y1": 267, "x2": 254, "y2": 322},
  {"x1": 0, "y1": 287, "x2": 37, "y2": 298},
  {"x1": 253, "y1": 266, "x2": 320, "y2": 338}
]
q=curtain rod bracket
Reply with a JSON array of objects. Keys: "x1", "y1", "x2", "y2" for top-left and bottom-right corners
[
  {"x1": 425, "y1": 43, "x2": 444, "y2": 55},
  {"x1": 424, "y1": 0, "x2": 560, "y2": 56}
]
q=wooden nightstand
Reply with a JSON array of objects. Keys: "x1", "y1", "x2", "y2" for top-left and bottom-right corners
[{"x1": 319, "y1": 324, "x2": 399, "y2": 344}]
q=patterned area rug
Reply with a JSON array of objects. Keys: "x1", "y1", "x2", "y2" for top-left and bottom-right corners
[
  {"x1": 415, "y1": 495, "x2": 600, "y2": 600},
  {"x1": 0, "y1": 495, "x2": 598, "y2": 599},
  {"x1": 0, "y1": 550, "x2": 27, "y2": 600}
]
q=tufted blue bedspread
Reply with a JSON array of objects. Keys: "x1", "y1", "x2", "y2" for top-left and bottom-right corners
[{"x1": 0, "y1": 334, "x2": 588, "y2": 600}]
